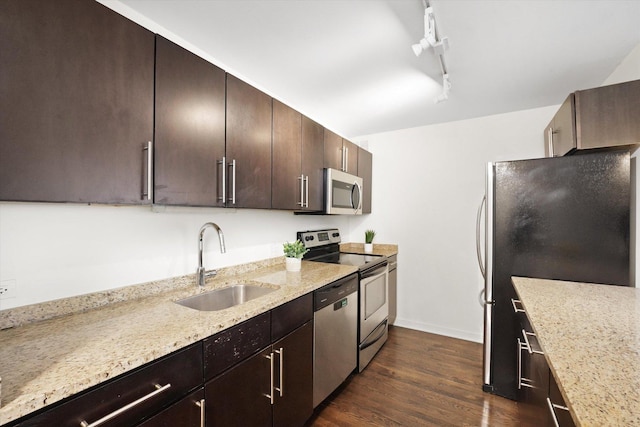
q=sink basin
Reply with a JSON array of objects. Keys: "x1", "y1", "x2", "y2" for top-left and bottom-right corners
[{"x1": 175, "y1": 284, "x2": 277, "y2": 311}]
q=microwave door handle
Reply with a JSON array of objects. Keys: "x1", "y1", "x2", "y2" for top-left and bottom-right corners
[{"x1": 352, "y1": 181, "x2": 363, "y2": 212}]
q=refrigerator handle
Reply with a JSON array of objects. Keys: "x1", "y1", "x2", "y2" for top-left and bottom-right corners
[{"x1": 476, "y1": 195, "x2": 486, "y2": 278}]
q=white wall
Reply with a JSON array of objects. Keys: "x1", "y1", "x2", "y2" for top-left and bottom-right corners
[{"x1": 0, "y1": 204, "x2": 349, "y2": 310}]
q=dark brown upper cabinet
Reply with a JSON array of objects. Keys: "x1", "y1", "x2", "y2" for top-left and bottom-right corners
[
  {"x1": 272, "y1": 101, "x2": 324, "y2": 211},
  {"x1": 323, "y1": 130, "x2": 358, "y2": 175},
  {"x1": 357, "y1": 147, "x2": 373, "y2": 214},
  {"x1": 301, "y1": 116, "x2": 325, "y2": 211},
  {"x1": 324, "y1": 129, "x2": 344, "y2": 171},
  {"x1": 0, "y1": 0, "x2": 154, "y2": 204},
  {"x1": 226, "y1": 74, "x2": 273, "y2": 209},
  {"x1": 545, "y1": 79, "x2": 640, "y2": 157},
  {"x1": 272, "y1": 100, "x2": 302, "y2": 210},
  {"x1": 154, "y1": 36, "x2": 226, "y2": 207}
]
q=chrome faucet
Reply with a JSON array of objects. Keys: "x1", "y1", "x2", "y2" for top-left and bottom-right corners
[{"x1": 197, "y1": 222, "x2": 226, "y2": 286}]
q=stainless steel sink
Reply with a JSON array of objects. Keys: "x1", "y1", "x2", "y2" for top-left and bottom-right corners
[{"x1": 175, "y1": 284, "x2": 277, "y2": 311}]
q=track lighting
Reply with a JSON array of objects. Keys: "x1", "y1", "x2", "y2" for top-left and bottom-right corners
[
  {"x1": 412, "y1": 2, "x2": 451, "y2": 103},
  {"x1": 434, "y1": 73, "x2": 451, "y2": 104}
]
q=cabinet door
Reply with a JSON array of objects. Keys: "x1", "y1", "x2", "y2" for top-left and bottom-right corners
[
  {"x1": 343, "y1": 139, "x2": 359, "y2": 175},
  {"x1": 301, "y1": 116, "x2": 325, "y2": 211},
  {"x1": 0, "y1": 0, "x2": 154, "y2": 204},
  {"x1": 138, "y1": 388, "x2": 204, "y2": 427},
  {"x1": 154, "y1": 36, "x2": 225, "y2": 207},
  {"x1": 226, "y1": 74, "x2": 273, "y2": 208},
  {"x1": 357, "y1": 147, "x2": 372, "y2": 214},
  {"x1": 552, "y1": 94, "x2": 576, "y2": 156},
  {"x1": 324, "y1": 129, "x2": 343, "y2": 171},
  {"x1": 205, "y1": 346, "x2": 272, "y2": 427},
  {"x1": 272, "y1": 321, "x2": 313, "y2": 427},
  {"x1": 576, "y1": 79, "x2": 640, "y2": 150},
  {"x1": 272, "y1": 100, "x2": 302, "y2": 210}
]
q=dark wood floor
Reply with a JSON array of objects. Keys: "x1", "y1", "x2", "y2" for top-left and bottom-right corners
[{"x1": 306, "y1": 326, "x2": 524, "y2": 426}]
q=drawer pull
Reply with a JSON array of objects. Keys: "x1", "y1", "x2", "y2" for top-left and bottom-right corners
[
  {"x1": 511, "y1": 298, "x2": 525, "y2": 313},
  {"x1": 79, "y1": 383, "x2": 171, "y2": 427},
  {"x1": 547, "y1": 397, "x2": 569, "y2": 427},
  {"x1": 521, "y1": 329, "x2": 544, "y2": 355}
]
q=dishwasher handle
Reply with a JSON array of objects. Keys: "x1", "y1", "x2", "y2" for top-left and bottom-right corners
[{"x1": 314, "y1": 273, "x2": 358, "y2": 311}]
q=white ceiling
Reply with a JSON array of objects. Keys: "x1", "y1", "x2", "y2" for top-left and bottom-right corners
[{"x1": 116, "y1": 0, "x2": 640, "y2": 138}]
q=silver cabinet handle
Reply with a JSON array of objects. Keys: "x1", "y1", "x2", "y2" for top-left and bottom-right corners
[
  {"x1": 548, "y1": 127, "x2": 555, "y2": 157},
  {"x1": 546, "y1": 397, "x2": 569, "y2": 427},
  {"x1": 141, "y1": 141, "x2": 153, "y2": 201},
  {"x1": 231, "y1": 159, "x2": 236, "y2": 205},
  {"x1": 265, "y1": 352, "x2": 274, "y2": 404},
  {"x1": 344, "y1": 147, "x2": 349, "y2": 172},
  {"x1": 79, "y1": 383, "x2": 171, "y2": 427},
  {"x1": 297, "y1": 175, "x2": 304, "y2": 207},
  {"x1": 275, "y1": 347, "x2": 284, "y2": 397},
  {"x1": 521, "y1": 329, "x2": 544, "y2": 355},
  {"x1": 517, "y1": 339, "x2": 534, "y2": 389},
  {"x1": 217, "y1": 156, "x2": 226, "y2": 203},
  {"x1": 341, "y1": 147, "x2": 346, "y2": 172},
  {"x1": 511, "y1": 298, "x2": 525, "y2": 313},
  {"x1": 195, "y1": 398, "x2": 205, "y2": 427},
  {"x1": 304, "y1": 175, "x2": 309, "y2": 208},
  {"x1": 476, "y1": 196, "x2": 486, "y2": 278}
]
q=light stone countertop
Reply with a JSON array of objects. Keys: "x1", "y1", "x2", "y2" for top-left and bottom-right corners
[
  {"x1": 0, "y1": 258, "x2": 359, "y2": 425},
  {"x1": 512, "y1": 276, "x2": 640, "y2": 427},
  {"x1": 340, "y1": 243, "x2": 398, "y2": 258}
]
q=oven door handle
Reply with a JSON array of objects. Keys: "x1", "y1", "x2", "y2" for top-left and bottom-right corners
[
  {"x1": 361, "y1": 264, "x2": 388, "y2": 281},
  {"x1": 360, "y1": 319, "x2": 388, "y2": 351}
]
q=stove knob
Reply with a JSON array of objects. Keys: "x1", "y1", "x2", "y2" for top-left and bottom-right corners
[{"x1": 332, "y1": 232, "x2": 339, "y2": 237}]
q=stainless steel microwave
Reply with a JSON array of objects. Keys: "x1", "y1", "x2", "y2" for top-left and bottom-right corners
[{"x1": 324, "y1": 168, "x2": 363, "y2": 215}]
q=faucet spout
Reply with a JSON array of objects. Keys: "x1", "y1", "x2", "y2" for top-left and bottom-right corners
[{"x1": 197, "y1": 222, "x2": 226, "y2": 286}]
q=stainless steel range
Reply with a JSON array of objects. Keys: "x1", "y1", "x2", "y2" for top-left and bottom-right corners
[{"x1": 298, "y1": 228, "x2": 389, "y2": 372}]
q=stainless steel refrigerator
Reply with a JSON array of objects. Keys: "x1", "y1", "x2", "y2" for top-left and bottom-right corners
[{"x1": 477, "y1": 150, "x2": 631, "y2": 400}]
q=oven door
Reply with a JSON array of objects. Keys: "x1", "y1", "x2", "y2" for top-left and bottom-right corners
[{"x1": 359, "y1": 263, "x2": 389, "y2": 340}]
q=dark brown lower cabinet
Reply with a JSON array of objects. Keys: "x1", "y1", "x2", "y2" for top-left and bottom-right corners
[
  {"x1": 272, "y1": 321, "x2": 313, "y2": 427},
  {"x1": 517, "y1": 339, "x2": 552, "y2": 426},
  {"x1": 205, "y1": 346, "x2": 273, "y2": 427},
  {"x1": 11, "y1": 343, "x2": 202, "y2": 427},
  {"x1": 204, "y1": 321, "x2": 313, "y2": 427},
  {"x1": 138, "y1": 388, "x2": 205, "y2": 427}
]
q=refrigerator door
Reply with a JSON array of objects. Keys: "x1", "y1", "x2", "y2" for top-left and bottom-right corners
[{"x1": 486, "y1": 150, "x2": 630, "y2": 400}]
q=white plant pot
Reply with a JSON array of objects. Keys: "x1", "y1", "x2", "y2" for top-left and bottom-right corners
[
  {"x1": 364, "y1": 243, "x2": 373, "y2": 253},
  {"x1": 285, "y1": 257, "x2": 302, "y2": 272}
]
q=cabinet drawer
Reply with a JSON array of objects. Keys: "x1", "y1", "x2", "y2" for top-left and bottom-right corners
[
  {"x1": 18, "y1": 343, "x2": 203, "y2": 427},
  {"x1": 271, "y1": 293, "x2": 313, "y2": 342},
  {"x1": 138, "y1": 387, "x2": 204, "y2": 427},
  {"x1": 204, "y1": 312, "x2": 271, "y2": 380}
]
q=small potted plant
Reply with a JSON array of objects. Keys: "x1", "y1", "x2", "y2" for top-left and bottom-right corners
[
  {"x1": 364, "y1": 229, "x2": 376, "y2": 253},
  {"x1": 283, "y1": 240, "x2": 308, "y2": 272}
]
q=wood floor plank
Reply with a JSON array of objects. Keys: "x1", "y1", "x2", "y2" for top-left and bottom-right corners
[{"x1": 306, "y1": 326, "x2": 529, "y2": 426}]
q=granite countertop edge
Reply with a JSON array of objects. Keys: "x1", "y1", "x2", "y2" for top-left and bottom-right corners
[{"x1": 0, "y1": 243, "x2": 398, "y2": 424}]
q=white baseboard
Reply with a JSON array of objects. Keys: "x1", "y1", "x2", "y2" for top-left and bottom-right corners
[{"x1": 391, "y1": 318, "x2": 483, "y2": 344}]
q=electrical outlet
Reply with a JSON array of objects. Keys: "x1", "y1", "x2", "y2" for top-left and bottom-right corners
[{"x1": 0, "y1": 279, "x2": 17, "y2": 300}]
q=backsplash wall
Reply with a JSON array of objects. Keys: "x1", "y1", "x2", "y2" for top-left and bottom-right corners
[{"x1": 0, "y1": 203, "x2": 349, "y2": 310}]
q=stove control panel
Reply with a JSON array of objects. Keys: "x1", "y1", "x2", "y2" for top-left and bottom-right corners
[{"x1": 297, "y1": 229, "x2": 341, "y2": 248}]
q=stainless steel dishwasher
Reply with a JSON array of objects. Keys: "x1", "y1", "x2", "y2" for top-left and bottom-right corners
[{"x1": 313, "y1": 273, "x2": 359, "y2": 408}]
